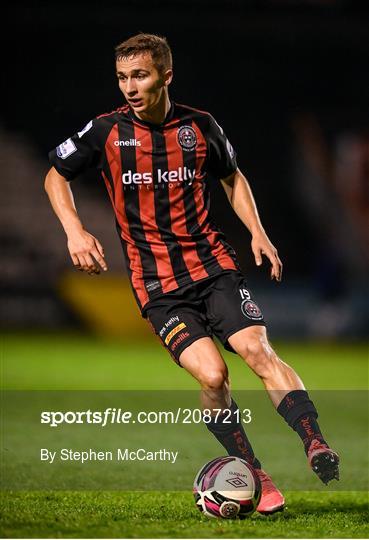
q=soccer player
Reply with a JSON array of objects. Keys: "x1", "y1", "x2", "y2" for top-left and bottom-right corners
[{"x1": 45, "y1": 33, "x2": 339, "y2": 514}]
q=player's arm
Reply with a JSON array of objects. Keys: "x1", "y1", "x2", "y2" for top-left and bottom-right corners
[
  {"x1": 221, "y1": 168, "x2": 282, "y2": 281},
  {"x1": 44, "y1": 166, "x2": 108, "y2": 275}
]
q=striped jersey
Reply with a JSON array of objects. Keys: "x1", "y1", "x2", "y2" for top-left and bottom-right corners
[{"x1": 49, "y1": 102, "x2": 240, "y2": 313}]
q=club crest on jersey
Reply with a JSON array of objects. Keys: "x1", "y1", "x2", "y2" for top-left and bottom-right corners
[
  {"x1": 177, "y1": 125, "x2": 197, "y2": 152},
  {"x1": 241, "y1": 300, "x2": 263, "y2": 321}
]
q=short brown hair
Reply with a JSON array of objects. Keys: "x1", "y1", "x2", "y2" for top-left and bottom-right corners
[{"x1": 115, "y1": 33, "x2": 172, "y2": 74}]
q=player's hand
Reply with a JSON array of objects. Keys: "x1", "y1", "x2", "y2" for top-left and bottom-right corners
[
  {"x1": 67, "y1": 229, "x2": 108, "y2": 275},
  {"x1": 251, "y1": 231, "x2": 283, "y2": 282}
]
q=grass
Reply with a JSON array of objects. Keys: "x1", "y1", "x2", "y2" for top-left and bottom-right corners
[
  {"x1": 1, "y1": 333, "x2": 368, "y2": 390},
  {"x1": 0, "y1": 333, "x2": 368, "y2": 537},
  {"x1": 1, "y1": 491, "x2": 368, "y2": 538}
]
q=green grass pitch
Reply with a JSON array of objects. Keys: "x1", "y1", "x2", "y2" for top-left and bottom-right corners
[
  {"x1": 1, "y1": 333, "x2": 368, "y2": 538},
  {"x1": 1, "y1": 491, "x2": 368, "y2": 539}
]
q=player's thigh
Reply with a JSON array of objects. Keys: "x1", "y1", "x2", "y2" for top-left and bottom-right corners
[
  {"x1": 228, "y1": 324, "x2": 272, "y2": 360},
  {"x1": 204, "y1": 271, "x2": 266, "y2": 354},
  {"x1": 179, "y1": 336, "x2": 229, "y2": 388}
]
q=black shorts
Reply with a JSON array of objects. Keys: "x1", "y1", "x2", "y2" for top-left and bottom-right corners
[{"x1": 145, "y1": 270, "x2": 266, "y2": 365}]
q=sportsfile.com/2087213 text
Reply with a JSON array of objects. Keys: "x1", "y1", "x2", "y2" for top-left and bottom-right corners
[{"x1": 40, "y1": 407, "x2": 252, "y2": 427}]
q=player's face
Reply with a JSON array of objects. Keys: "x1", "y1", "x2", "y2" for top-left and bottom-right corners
[{"x1": 116, "y1": 53, "x2": 172, "y2": 120}]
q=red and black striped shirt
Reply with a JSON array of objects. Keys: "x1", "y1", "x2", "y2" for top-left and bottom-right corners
[{"x1": 49, "y1": 102, "x2": 240, "y2": 313}]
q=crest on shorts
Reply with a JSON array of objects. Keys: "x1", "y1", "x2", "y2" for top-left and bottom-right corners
[
  {"x1": 177, "y1": 125, "x2": 197, "y2": 151},
  {"x1": 241, "y1": 300, "x2": 263, "y2": 320}
]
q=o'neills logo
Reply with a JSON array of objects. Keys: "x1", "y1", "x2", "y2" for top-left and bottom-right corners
[
  {"x1": 122, "y1": 167, "x2": 195, "y2": 185},
  {"x1": 114, "y1": 139, "x2": 141, "y2": 146}
]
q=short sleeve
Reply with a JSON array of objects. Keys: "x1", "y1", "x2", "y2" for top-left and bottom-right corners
[
  {"x1": 207, "y1": 115, "x2": 237, "y2": 179},
  {"x1": 48, "y1": 119, "x2": 102, "y2": 181}
]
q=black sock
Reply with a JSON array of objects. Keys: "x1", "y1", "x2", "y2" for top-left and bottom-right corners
[
  {"x1": 277, "y1": 390, "x2": 327, "y2": 454},
  {"x1": 205, "y1": 399, "x2": 261, "y2": 468}
]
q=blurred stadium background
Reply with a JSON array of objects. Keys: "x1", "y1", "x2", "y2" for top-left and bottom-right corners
[{"x1": 1, "y1": 0, "x2": 368, "y2": 342}]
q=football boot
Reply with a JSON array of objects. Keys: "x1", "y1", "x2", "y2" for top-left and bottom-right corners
[
  {"x1": 307, "y1": 438, "x2": 340, "y2": 484},
  {"x1": 255, "y1": 468, "x2": 285, "y2": 515}
]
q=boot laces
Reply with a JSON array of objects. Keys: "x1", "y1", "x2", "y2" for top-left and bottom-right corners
[
  {"x1": 309, "y1": 438, "x2": 328, "y2": 454},
  {"x1": 256, "y1": 469, "x2": 275, "y2": 495}
]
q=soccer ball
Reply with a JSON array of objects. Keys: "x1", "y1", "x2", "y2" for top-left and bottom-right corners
[{"x1": 193, "y1": 456, "x2": 261, "y2": 519}]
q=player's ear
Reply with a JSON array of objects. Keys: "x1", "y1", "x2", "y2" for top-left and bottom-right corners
[{"x1": 163, "y1": 69, "x2": 173, "y2": 87}]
